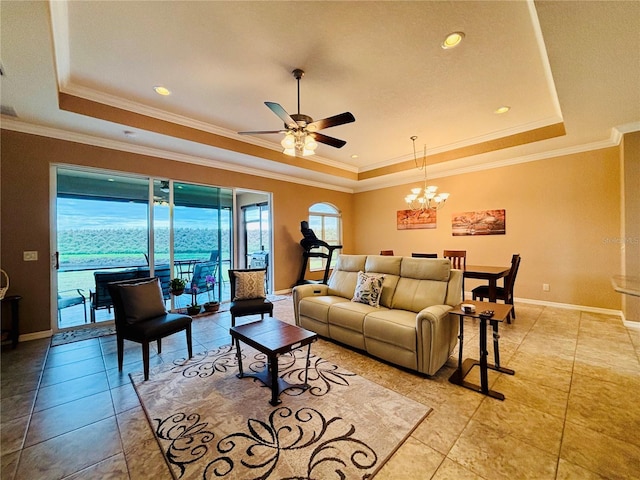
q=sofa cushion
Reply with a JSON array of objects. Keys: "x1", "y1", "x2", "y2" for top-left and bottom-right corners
[
  {"x1": 392, "y1": 278, "x2": 448, "y2": 313},
  {"x1": 117, "y1": 278, "x2": 167, "y2": 324},
  {"x1": 400, "y1": 257, "x2": 451, "y2": 282},
  {"x1": 352, "y1": 271, "x2": 385, "y2": 307},
  {"x1": 365, "y1": 255, "x2": 402, "y2": 308},
  {"x1": 364, "y1": 309, "x2": 418, "y2": 352},
  {"x1": 299, "y1": 295, "x2": 349, "y2": 325},
  {"x1": 327, "y1": 255, "x2": 367, "y2": 298},
  {"x1": 329, "y1": 301, "x2": 385, "y2": 333},
  {"x1": 365, "y1": 255, "x2": 402, "y2": 276}
]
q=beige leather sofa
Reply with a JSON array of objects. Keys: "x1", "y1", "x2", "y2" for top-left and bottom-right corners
[{"x1": 292, "y1": 254, "x2": 462, "y2": 376}]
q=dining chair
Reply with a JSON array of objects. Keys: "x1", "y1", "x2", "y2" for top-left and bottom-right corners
[
  {"x1": 444, "y1": 250, "x2": 467, "y2": 298},
  {"x1": 380, "y1": 250, "x2": 394, "y2": 256},
  {"x1": 472, "y1": 254, "x2": 521, "y2": 322},
  {"x1": 411, "y1": 253, "x2": 438, "y2": 258},
  {"x1": 228, "y1": 268, "x2": 273, "y2": 327},
  {"x1": 108, "y1": 277, "x2": 193, "y2": 380}
]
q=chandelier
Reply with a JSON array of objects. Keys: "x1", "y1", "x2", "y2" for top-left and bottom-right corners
[{"x1": 404, "y1": 136, "x2": 450, "y2": 211}]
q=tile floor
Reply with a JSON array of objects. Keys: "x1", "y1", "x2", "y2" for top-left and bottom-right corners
[{"x1": 2, "y1": 298, "x2": 640, "y2": 479}]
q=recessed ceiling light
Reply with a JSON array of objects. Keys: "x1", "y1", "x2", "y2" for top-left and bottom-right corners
[
  {"x1": 153, "y1": 85, "x2": 171, "y2": 96},
  {"x1": 351, "y1": 154, "x2": 359, "y2": 159},
  {"x1": 442, "y1": 32, "x2": 465, "y2": 49},
  {"x1": 494, "y1": 106, "x2": 511, "y2": 114}
]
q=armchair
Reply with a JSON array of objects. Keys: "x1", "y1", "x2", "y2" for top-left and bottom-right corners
[{"x1": 108, "y1": 277, "x2": 193, "y2": 380}]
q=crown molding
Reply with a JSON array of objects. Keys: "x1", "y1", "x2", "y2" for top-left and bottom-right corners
[
  {"x1": 353, "y1": 128, "x2": 625, "y2": 193},
  {"x1": 2, "y1": 117, "x2": 630, "y2": 196},
  {"x1": 360, "y1": 116, "x2": 565, "y2": 173},
  {"x1": 0, "y1": 118, "x2": 354, "y2": 194},
  {"x1": 59, "y1": 84, "x2": 358, "y2": 174}
]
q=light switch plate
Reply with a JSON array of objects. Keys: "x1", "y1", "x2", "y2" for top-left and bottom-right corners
[{"x1": 23, "y1": 251, "x2": 38, "y2": 261}]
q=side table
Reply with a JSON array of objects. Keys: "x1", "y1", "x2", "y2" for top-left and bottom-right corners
[
  {"x1": 448, "y1": 300, "x2": 514, "y2": 400},
  {"x1": 1, "y1": 295, "x2": 22, "y2": 349}
]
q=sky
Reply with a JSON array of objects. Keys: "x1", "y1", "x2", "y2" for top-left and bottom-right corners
[{"x1": 57, "y1": 198, "x2": 218, "y2": 230}]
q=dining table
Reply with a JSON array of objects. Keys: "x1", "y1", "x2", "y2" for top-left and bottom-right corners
[{"x1": 463, "y1": 264, "x2": 510, "y2": 302}]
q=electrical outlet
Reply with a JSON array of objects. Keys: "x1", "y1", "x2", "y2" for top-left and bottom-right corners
[
  {"x1": 542, "y1": 283, "x2": 550, "y2": 292},
  {"x1": 23, "y1": 251, "x2": 38, "y2": 261}
]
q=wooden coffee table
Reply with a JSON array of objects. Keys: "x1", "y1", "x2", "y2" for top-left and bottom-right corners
[{"x1": 230, "y1": 317, "x2": 318, "y2": 406}]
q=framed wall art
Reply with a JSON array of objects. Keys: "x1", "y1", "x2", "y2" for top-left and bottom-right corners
[
  {"x1": 452, "y1": 209, "x2": 506, "y2": 236},
  {"x1": 397, "y1": 209, "x2": 436, "y2": 230}
]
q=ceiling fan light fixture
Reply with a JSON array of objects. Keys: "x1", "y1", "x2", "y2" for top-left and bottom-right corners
[
  {"x1": 304, "y1": 135, "x2": 318, "y2": 151},
  {"x1": 281, "y1": 132, "x2": 296, "y2": 149},
  {"x1": 442, "y1": 32, "x2": 465, "y2": 49},
  {"x1": 283, "y1": 147, "x2": 296, "y2": 156}
]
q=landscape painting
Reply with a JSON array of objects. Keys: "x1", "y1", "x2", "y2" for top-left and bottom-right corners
[
  {"x1": 452, "y1": 209, "x2": 506, "y2": 236},
  {"x1": 397, "y1": 209, "x2": 437, "y2": 230}
]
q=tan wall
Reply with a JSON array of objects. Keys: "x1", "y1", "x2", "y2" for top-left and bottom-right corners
[
  {"x1": 0, "y1": 130, "x2": 354, "y2": 335},
  {"x1": 354, "y1": 147, "x2": 622, "y2": 310},
  {"x1": 0, "y1": 128, "x2": 629, "y2": 336},
  {"x1": 621, "y1": 132, "x2": 640, "y2": 323}
]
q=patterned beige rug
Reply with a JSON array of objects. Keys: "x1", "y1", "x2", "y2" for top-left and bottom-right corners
[{"x1": 131, "y1": 344, "x2": 431, "y2": 479}]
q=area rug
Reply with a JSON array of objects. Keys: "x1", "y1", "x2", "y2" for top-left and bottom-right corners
[
  {"x1": 131, "y1": 344, "x2": 431, "y2": 479},
  {"x1": 51, "y1": 325, "x2": 116, "y2": 346},
  {"x1": 266, "y1": 294, "x2": 289, "y2": 302}
]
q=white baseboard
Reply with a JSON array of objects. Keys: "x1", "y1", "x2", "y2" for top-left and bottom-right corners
[
  {"x1": 464, "y1": 292, "x2": 635, "y2": 326},
  {"x1": 19, "y1": 330, "x2": 53, "y2": 343}
]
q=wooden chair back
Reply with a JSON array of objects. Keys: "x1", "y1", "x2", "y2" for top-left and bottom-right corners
[
  {"x1": 443, "y1": 250, "x2": 467, "y2": 269},
  {"x1": 380, "y1": 250, "x2": 394, "y2": 256},
  {"x1": 504, "y1": 254, "x2": 522, "y2": 301},
  {"x1": 411, "y1": 253, "x2": 438, "y2": 258}
]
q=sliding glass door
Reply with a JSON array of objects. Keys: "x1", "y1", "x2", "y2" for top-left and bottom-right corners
[
  {"x1": 56, "y1": 168, "x2": 149, "y2": 327},
  {"x1": 54, "y1": 167, "x2": 235, "y2": 330},
  {"x1": 173, "y1": 182, "x2": 233, "y2": 307}
]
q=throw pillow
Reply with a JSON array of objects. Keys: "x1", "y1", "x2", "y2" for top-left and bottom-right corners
[
  {"x1": 352, "y1": 271, "x2": 385, "y2": 307},
  {"x1": 233, "y1": 271, "x2": 266, "y2": 300},
  {"x1": 118, "y1": 278, "x2": 167, "y2": 323}
]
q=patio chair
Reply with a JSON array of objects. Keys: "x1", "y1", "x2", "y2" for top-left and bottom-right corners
[
  {"x1": 58, "y1": 289, "x2": 87, "y2": 323},
  {"x1": 90, "y1": 269, "x2": 139, "y2": 322},
  {"x1": 137, "y1": 265, "x2": 171, "y2": 299},
  {"x1": 184, "y1": 261, "x2": 218, "y2": 299},
  {"x1": 108, "y1": 277, "x2": 192, "y2": 381},
  {"x1": 228, "y1": 268, "x2": 273, "y2": 327}
]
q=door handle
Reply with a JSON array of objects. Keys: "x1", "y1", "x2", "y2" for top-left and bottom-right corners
[{"x1": 54, "y1": 251, "x2": 59, "y2": 270}]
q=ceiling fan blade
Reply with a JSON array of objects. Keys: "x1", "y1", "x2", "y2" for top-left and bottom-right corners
[
  {"x1": 265, "y1": 102, "x2": 298, "y2": 129},
  {"x1": 238, "y1": 130, "x2": 286, "y2": 135},
  {"x1": 311, "y1": 132, "x2": 347, "y2": 149},
  {"x1": 307, "y1": 112, "x2": 355, "y2": 132}
]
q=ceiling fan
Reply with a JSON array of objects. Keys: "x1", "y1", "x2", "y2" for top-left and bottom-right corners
[{"x1": 238, "y1": 68, "x2": 355, "y2": 156}]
